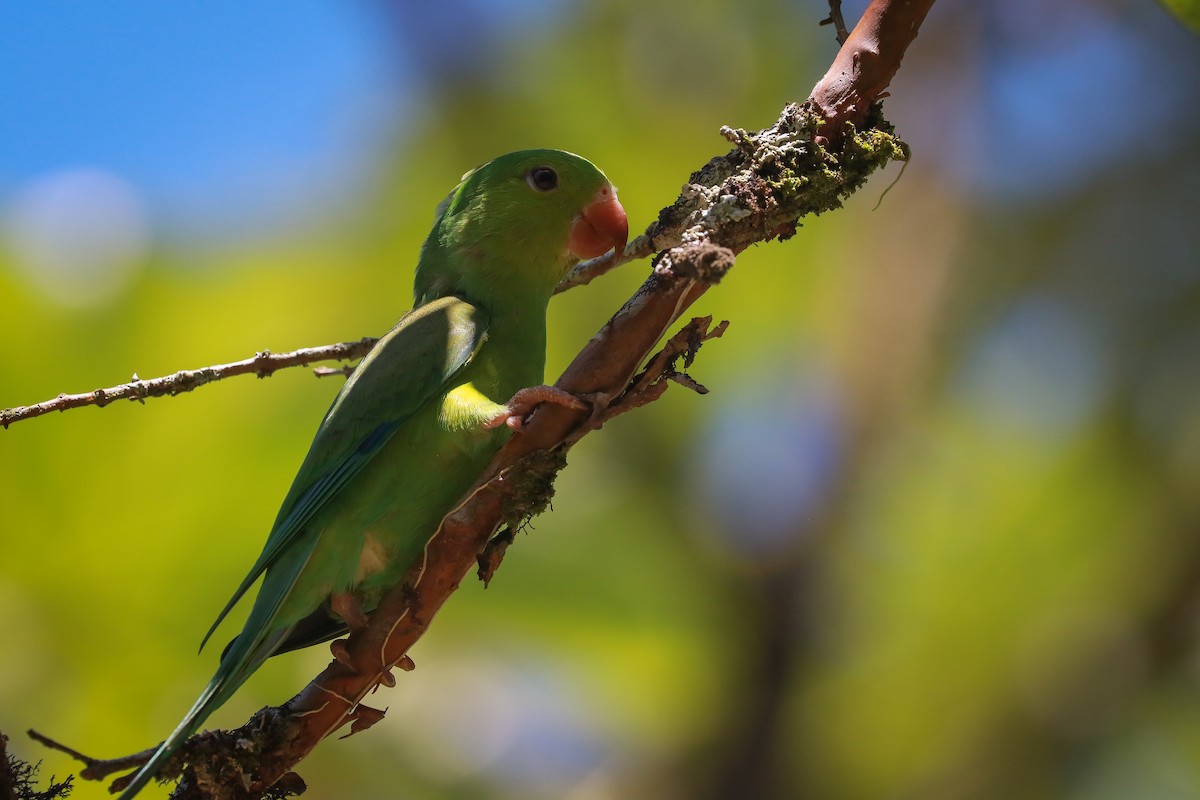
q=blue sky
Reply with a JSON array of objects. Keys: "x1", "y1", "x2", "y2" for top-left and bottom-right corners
[
  {"x1": 0, "y1": 2, "x2": 400, "y2": 233},
  {"x1": 3, "y1": 1, "x2": 1195, "y2": 237}
]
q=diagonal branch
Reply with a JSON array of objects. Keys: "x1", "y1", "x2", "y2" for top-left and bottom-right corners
[
  {"x1": 34, "y1": 0, "x2": 927, "y2": 796},
  {"x1": 110, "y1": 111, "x2": 898, "y2": 800},
  {"x1": 246, "y1": 89, "x2": 906, "y2": 789},
  {"x1": 820, "y1": 0, "x2": 851, "y2": 45}
]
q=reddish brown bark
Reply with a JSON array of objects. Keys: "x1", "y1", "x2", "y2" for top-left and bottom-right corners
[{"x1": 811, "y1": 0, "x2": 937, "y2": 144}]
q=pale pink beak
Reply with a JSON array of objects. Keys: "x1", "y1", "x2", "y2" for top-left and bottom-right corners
[{"x1": 569, "y1": 184, "x2": 628, "y2": 261}]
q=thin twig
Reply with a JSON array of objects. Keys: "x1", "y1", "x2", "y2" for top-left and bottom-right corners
[
  {"x1": 0, "y1": 339, "x2": 377, "y2": 428},
  {"x1": 312, "y1": 365, "x2": 357, "y2": 379},
  {"x1": 26, "y1": 730, "x2": 155, "y2": 783},
  {"x1": 553, "y1": 233, "x2": 656, "y2": 294},
  {"x1": 820, "y1": 0, "x2": 850, "y2": 44},
  {"x1": 24, "y1": 730, "x2": 98, "y2": 771}
]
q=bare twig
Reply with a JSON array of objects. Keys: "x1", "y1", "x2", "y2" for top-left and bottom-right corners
[
  {"x1": 27, "y1": 729, "x2": 151, "y2": 785},
  {"x1": 0, "y1": 339, "x2": 378, "y2": 429},
  {"x1": 820, "y1": 0, "x2": 850, "y2": 45},
  {"x1": 311, "y1": 365, "x2": 357, "y2": 379},
  {"x1": 25, "y1": 730, "x2": 99, "y2": 773},
  {"x1": 554, "y1": 233, "x2": 656, "y2": 293}
]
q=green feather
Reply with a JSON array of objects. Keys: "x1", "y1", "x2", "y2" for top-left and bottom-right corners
[{"x1": 118, "y1": 150, "x2": 619, "y2": 799}]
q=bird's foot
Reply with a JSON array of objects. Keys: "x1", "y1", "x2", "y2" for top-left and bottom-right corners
[
  {"x1": 376, "y1": 654, "x2": 414, "y2": 689},
  {"x1": 482, "y1": 385, "x2": 589, "y2": 431},
  {"x1": 331, "y1": 591, "x2": 370, "y2": 633},
  {"x1": 330, "y1": 638, "x2": 355, "y2": 670},
  {"x1": 341, "y1": 703, "x2": 387, "y2": 738},
  {"x1": 328, "y1": 592, "x2": 370, "y2": 671}
]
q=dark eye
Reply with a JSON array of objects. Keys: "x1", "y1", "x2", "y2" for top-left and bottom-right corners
[{"x1": 527, "y1": 167, "x2": 558, "y2": 192}]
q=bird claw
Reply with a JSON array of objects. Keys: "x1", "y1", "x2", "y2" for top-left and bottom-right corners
[
  {"x1": 330, "y1": 639, "x2": 355, "y2": 670},
  {"x1": 482, "y1": 385, "x2": 590, "y2": 431},
  {"x1": 328, "y1": 594, "x2": 375, "y2": 672},
  {"x1": 331, "y1": 592, "x2": 370, "y2": 633},
  {"x1": 377, "y1": 653, "x2": 415, "y2": 690},
  {"x1": 340, "y1": 703, "x2": 387, "y2": 738}
]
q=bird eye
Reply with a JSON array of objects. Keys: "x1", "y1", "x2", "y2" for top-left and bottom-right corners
[{"x1": 527, "y1": 167, "x2": 558, "y2": 192}]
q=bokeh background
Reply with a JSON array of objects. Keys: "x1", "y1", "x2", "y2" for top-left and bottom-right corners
[{"x1": 3, "y1": 1, "x2": 1199, "y2": 798}]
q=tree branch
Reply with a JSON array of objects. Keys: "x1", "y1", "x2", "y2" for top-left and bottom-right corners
[
  {"x1": 34, "y1": 0, "x2": 925, "y2": 796},
  {"x1": 244, "y1": 82, "x2": 908, "y2": 785},
  {"x1": 0, "y1": 340, "x2": 379, "y2": 429},
  {"x1": 811, "y1": 0, "x2": 936, "y2": 145},
  {"x1": 820, "y1": 0, "x2": 850, "y2": 45}
]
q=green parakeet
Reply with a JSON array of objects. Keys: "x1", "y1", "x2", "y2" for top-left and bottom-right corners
[{"x1": 117, "y1": 149, "x2": 627, "y2": 799}]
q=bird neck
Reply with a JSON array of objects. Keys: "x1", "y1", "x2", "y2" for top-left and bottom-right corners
[
  {"x1": 481, "y1": 289, "x2": 550, "y2": 351},
  {"x1": 468, "y1": 292, "x2": 551, "y2": 398}
]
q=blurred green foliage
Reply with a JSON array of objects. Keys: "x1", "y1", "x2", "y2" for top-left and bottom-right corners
[
  {"x1": 3, "y1": 2, "x2": 1200, "y2": 799},
  {"x1": 1159, "y1": 0, "x2": 1200, "y2": 31}
]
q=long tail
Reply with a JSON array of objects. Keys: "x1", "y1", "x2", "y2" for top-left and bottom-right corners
[
  {"x1": 116, "y1": 678, "x2": 228, "y2": 800},
  {"x1": 117, "y1": 626, "x2": 289, "y2": 800}
]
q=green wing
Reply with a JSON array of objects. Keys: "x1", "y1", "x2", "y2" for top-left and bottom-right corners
[{"x1": 200, "y1": 295, "x2": 489, "y2": 650}]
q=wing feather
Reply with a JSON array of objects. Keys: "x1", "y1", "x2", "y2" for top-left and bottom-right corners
[{"x1": 199, "y1": 295, "x2": 488, "y2": 650}]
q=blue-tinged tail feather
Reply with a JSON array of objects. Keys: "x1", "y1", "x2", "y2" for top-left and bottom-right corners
[
  {"x1": 117, "y1": 625, "x2": 291, "y2": 799},
  {"x1": 116, "y1": 677, "x2": 226, "y2": 800}
]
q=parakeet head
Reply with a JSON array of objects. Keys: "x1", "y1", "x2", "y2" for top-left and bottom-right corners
[{"x1": 415, "y1": 149, "x2": 628, "y2": 306}]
